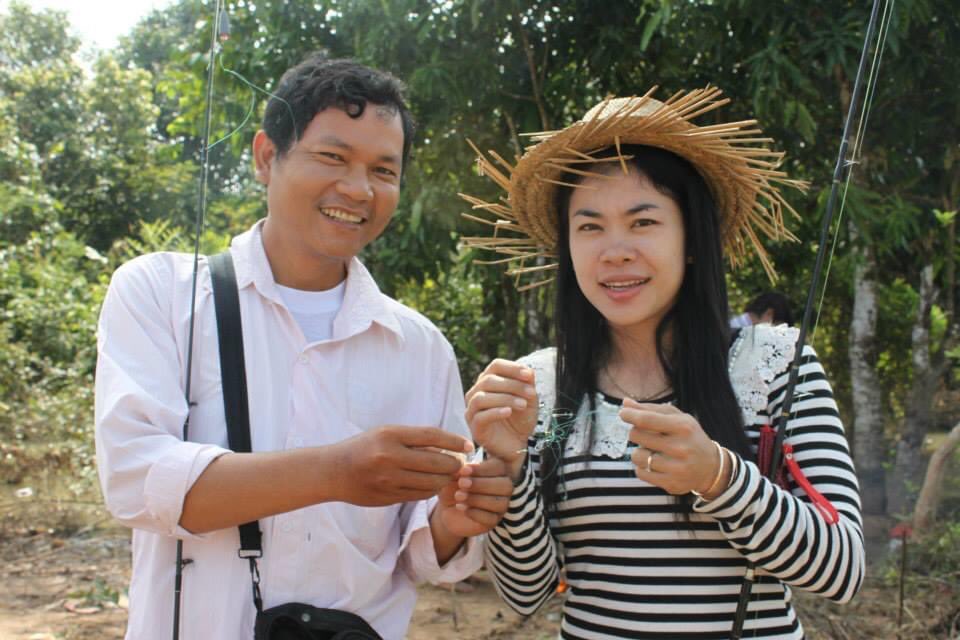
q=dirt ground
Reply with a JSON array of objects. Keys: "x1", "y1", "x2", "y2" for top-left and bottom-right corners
[
  {"x1": 0, "y1": 526, "x2": 562, "y2": 640},
  {"x1": 1, "y1": 523, "x2": 957, "y2": 640}
]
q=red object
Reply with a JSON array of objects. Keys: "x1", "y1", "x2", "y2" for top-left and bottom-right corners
[
  {"x1": 759, "y1": 424, "x2": 840, "y2": 525},
  {"x1": 782, "y1": 443, "x2": 840, "y2": 524},
  {"x1": 758, "y1": 424, "x2": 789, "y2": 490},
  {"x1": 889, "y1": 522, "x2": 913, "y2": 540}
]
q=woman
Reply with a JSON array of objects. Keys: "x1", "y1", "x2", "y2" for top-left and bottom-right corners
[{"x1": 458, "y1": 90, "x2": 864, "y2": 639}]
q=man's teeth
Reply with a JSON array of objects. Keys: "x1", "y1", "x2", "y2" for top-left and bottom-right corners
[
  {"x1": 321, "y1": 208, "x2": 363, "y2": 223},
  {"x1": 603, "y1": 279, "x2": 647, "y2": 289}
]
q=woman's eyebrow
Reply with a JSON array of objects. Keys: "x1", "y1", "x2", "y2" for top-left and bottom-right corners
[
  {"x1": 572, "y1": 203, "x2": 660, "y2": 218},
  {"x1": 572, "y1": 208, "x2": 603, "y2": 218},
  {"x1": 626, "y1": 203, "x2": 660, "y2": 215}
]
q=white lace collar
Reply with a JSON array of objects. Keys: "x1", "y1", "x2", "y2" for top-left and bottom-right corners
[{"x1": 520, "y1": 324, "x2": 799, "y2": 459}]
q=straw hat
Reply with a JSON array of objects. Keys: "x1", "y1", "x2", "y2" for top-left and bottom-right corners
[{"x1": 460, "y1": 86, "x2": 807, "y2": 290}]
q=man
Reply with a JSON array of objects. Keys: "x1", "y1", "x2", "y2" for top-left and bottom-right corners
[{"x1": 95, "y1": 55, "x2": 510, "y2": 640}]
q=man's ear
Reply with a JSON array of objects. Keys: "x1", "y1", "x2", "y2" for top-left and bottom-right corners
[
  {"x1": 761, "y1": 308, "x2": 776, "y2": 324},
  {"x1": 252, "y1": 130, "x2": 277, "y2": 185}
]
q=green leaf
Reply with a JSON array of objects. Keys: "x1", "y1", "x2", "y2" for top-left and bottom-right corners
[
  {"x1": 933, "y1": 209, "x2": 957, "y2": 227},
  {"x1": 410, "y1": 197, "x2": 423, "y2": 233},
  {"x1": 639, "y1": 8, "x2": 663, "y2": 51}
]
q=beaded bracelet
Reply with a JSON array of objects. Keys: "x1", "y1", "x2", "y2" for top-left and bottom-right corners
[{"x1": 691, "y1": 441, "x2": 727, "y2": 498}]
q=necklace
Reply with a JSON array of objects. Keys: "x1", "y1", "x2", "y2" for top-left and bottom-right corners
[{"x1": 603, "y1": 366, "x2": 671, "y2": 402}]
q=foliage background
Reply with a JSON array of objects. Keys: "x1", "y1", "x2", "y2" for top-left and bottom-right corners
[{"x1": 1, "y1": 0, "x2": 958, "y2": 550}]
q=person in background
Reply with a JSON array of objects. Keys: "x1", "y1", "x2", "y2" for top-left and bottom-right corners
[{"x1": 730, "y1": 290, "x2": 794, "y2": 328}]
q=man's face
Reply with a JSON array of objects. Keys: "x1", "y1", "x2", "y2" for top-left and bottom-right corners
[{"x1": 254, "y1": 104, "x2": 405, "y2": 268}]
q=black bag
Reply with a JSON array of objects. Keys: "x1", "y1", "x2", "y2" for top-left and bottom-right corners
[
  {"x1": 254, "y1": 603, "x2": 380, "y2": 640},
  {"x1": 209, "y1": 252, "x2": 383, "y2": 640}
]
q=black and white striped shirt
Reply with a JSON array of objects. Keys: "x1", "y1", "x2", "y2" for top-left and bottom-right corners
[{"x1": 485, "y1": 327, "x2": 864, "y2": 639}]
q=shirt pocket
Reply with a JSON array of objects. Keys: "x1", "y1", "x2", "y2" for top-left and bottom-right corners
[
  {"x1": 327, "y1": 502, "x2": 402, "y2": 561},
  {"x1": 346, "y1": 365, "x2": 422, "y2": 430}
]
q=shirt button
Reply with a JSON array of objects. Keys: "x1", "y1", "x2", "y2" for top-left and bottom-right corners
[
  {"x1": 294, "y1": 438, "x2": 304, "y2": 447},
  {"x1": 298, "y1": 354, "x2": 308, "y2": 364},
  {"x1": 281, "y1": 521, "x2": 293, "y2": 532}
]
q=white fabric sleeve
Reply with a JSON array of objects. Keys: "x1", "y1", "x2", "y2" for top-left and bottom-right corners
[
  {"x1": 397, "y1": 337, "x2": 484, "y2": 583},
  {"x1": 95, "y1": 256, "x2": 230, "y2": 539},
  {"x1": 398, "y1": 497, "x2": 484, "y2": 584},
  {"x1": 694, "y1": 345, "x2": 865, "y2": 603}
]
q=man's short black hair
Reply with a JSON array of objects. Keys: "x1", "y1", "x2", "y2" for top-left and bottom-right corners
[
  {"x1": 745, "y1": 291, "x2": 794, "y2": 325},
  {"x1": 263, "y1": 54, "x2": 416, "y2": 174}
]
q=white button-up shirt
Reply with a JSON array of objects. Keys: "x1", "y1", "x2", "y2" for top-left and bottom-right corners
[{"x1": 95, "y1": 222, "x2": 482, "y2": 640}]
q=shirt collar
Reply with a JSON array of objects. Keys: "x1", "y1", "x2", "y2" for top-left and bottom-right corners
[{"x1": 229, "y1": 220, "x2": 404, "y2": 342}]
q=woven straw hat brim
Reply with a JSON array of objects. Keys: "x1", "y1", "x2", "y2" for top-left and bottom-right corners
[{"x1": 460, "y1": 86, "x2": 807, "y2": 290}]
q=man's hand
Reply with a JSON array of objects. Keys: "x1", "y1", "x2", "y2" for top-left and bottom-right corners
[
  {"x1": 330, "y1": 425, "x2": 474, "y2": 506},
  {"x1": 180, "y1": 425, "x2": 472, "y2": 534}
]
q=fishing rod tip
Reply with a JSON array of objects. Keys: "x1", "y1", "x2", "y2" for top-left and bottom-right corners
[{"x1": 218, "y1": 8, "x2": 231, "y2": 42}]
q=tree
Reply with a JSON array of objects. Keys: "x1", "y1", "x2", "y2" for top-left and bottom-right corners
[{"x1": 4, "y1": 0, "x2": 954, "y2": 529}]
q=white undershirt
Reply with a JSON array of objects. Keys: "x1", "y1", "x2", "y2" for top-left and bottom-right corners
[{"x1": 277, "y1": 280, "x2": 346, "y2": 343}]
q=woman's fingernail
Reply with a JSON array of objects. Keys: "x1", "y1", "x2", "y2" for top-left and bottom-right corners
[
  {"x1": 458, "y1": 478, "x2": 472, "y2": 490},
  {"x1": 455, "y1": 503, "x2": 468, "y2": 511},
  {"x1": 513, "y1": 397, "x2": 528, "y2": 408}
]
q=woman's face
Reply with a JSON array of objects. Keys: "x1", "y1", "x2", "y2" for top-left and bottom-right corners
[{"x1": 567, "y1": 167, "x2": 686, "y2": 338}]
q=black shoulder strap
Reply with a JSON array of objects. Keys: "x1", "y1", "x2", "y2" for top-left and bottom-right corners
[{"x1": 208, "y1": 251, "x2": 263, "y2": 559}]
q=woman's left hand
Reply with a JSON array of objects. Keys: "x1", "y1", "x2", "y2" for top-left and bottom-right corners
[
  {"x1": 435, "y1": 455, "x2": 513, "y2": 538},
  {"x1": 619, "y1": 398, "x2": 728, "y2": 497}
]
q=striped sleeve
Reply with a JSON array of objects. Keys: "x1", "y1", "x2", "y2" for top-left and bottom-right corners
[
  {"x1": 484, "y1": 454, "x2": 561, "y2": 615},
  {"x1": 694, "y1": 345, "x2": 865, "y2": 603}
]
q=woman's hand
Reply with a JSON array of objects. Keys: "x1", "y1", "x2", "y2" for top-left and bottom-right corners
[
  {"x1": 465, "y1": 359, "x2": 539, "y2": 473},
  {"x1": 434, "y1": 456, "x2": 514, "y2": 539},
  {"x1": 619, "y1": 398, "x2": 731, "y2": 498}
]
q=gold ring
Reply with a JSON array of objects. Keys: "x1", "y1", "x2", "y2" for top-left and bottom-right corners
[{"x1": 646, "y1": 451, "x2": 657, "y2": 473}]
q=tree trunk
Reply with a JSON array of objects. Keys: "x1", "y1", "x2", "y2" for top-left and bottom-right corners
[
  {"x1": 848, "y1": 235, "x2": 887, "y2": 514},
  {"x1": 887, "y1": 264, "x2": 937, "y2": 517},
  {"x1": 913, "y1": 421, "x2": 960, "y2": 534}
]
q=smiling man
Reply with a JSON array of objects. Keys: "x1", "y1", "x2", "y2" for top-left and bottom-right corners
[{"x1": 94, "y1": 56, "x2": 510, "y2": 640}]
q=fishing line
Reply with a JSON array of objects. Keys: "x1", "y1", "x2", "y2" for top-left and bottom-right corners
[
  {"x1": 207, "y1": 53, "x2": 296, "y2": 152},
  {"x1": 811, "y1": 0, "x2": 895, "y2": 341}
]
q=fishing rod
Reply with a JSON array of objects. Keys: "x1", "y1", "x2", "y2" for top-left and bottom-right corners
[
  {"x1": 730, "y1": 0, "x2": 889, "y2": 636},
  {"x1": 173, "y1": 1, "x2": 229, "y2": 638}
]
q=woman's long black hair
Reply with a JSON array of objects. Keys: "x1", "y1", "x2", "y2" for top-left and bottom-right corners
[{"x1": 540, "y1": 144, "x2": 754, "y2": 511}]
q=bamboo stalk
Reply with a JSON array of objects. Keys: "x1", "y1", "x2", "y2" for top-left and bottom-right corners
[
  {"x1": 614, "y1": 135, "x2": 629, "y2": 175},
  {"x1": 549, "y1": 155, "x2": 630, "y2": 165},
  {"x1": 542, "y1": 162, "x2": 616, "y2": 179},
  {"x1": 537, "y1": 177, "x2": 599, "y2": 190},
  {"x1": 487, "y1": 149, "x2": 516, "y2": 174},
  {"x1": 507, "y1": 262, "x2": 559, "y2": 275},
  {"x1": 517, "y1": 278, "x2": 554, "y2": 292}
]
